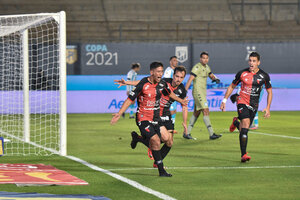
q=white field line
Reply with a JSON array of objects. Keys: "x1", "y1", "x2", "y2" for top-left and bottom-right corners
[
  {"x1": 0, "y1": 130, "x2": 176, "y2": 200},
  {"x1": 0, "y1": 130, "x2": 60, "y2": 154},
  {"x1": 105, "y1": 165, "x2": 300, "y2": 172},
  {"x1": 66, "y1": 155, "x2": 176, "y2": 200},
  {"x1": 2, "y1": 129, "x2": 298, "y2": 200},
  {"x1": 249, "y1": 131, "x2": 300, "y2": 140}
]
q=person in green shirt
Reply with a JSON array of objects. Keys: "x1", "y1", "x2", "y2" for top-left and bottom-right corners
[{"x1": 184, "y1": 52, "x2": 222, "y2": 140}]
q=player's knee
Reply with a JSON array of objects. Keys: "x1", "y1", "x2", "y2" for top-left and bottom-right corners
[
  {"x1": 194, "y1": 111, "x2": 201, "y2": 117},
  {"x1": 150, "y1": 136, "x2": 161, "y2": 150},
  {"x1": 241, "y1": 119, "x2": 250, "y2": 128},
  {"x1": 240, "y1": 128, "x2": 248, "y2": 138},
  {"x1": 160, "y1": 133, "x2": 169, "y2": 144},
  {"x1": 203, "y1": 109, "x2": 209, "y2": 116},
  {"x1": 166, "y1": 139, "x2": 173, "y2": 147}
]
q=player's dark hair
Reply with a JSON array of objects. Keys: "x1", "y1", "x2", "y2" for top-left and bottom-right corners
[
  {"x1": 169, "y1": 56, "x2": 177, "y2": 61},
  {"x1": 249, "y1": 52, "x2": 260, "y2": 61},
  {"x1": 200, "y1": 51, "x2": 209, "y2": 58},
  {"x1": 174, "y1": 65, "x2": 187, "y2": 77},
  {"x1": 131, "y1": 63, "x2": 140, "y2": 69},
  {"x1": 150, "y1": 61, "x2": 163, "y2": 70}
]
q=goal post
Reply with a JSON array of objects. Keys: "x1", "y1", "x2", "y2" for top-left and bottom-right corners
[
  {"x1": 0, "y1": 11, "x2": 67, "y2": 156},
  {"x1": 59, "y1": 11, "x2": 67, "y2": 156}
]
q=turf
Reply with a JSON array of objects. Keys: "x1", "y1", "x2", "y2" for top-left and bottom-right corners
[{"x1": 0, "y1": 111, "x2": 299, "y2": 200}]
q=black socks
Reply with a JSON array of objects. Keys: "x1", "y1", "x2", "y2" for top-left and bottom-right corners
[
  {"x1": 239, "y1": 128, "x2": 249, "y2": 156},
  {"x1": 152, "y1": 150, "x2": 165, "y2": 173},
  {"x1": 160, "y1": 144, "x2": 171, "y2": 160},
  {"x1": 234, "y1": 120, "x2": 240, "y2": 130}
]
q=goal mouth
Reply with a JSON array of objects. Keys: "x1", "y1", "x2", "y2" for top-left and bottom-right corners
[{"x1": 0, "y1": 12, "x2": 66, "y2": 156}]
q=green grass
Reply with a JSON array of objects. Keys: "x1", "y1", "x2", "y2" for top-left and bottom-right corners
[{"x1": 1, "y1": 111, "x2": 300, "y2": 200}]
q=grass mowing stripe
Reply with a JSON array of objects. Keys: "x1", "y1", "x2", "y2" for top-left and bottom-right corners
[
  {"x1": 106, "y1": 165, "x2": 300, "y2": 171},
  {"x1": 249, "y1": 131, "x2": 300, "y2": 140},
  {"x1": 65, "y1": 155, "x2": 177, "y2": 200}
]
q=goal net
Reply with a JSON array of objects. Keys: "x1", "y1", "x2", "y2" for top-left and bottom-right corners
[{"x1": 0, "y1": 12, "x2": 66, "y2": 156}]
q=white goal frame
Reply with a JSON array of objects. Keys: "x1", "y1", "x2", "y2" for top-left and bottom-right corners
[{"x1": 0, "y1": 11, "x2": 66, "y2": 156}]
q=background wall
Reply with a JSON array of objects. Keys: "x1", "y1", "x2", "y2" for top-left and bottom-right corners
[{"x1": 67, "y1": 42, "x2": 300, "y2": 75}]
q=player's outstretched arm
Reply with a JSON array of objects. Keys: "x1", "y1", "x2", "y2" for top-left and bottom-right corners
[
  {"x1": 220, "y1": 83, "x2": 236, "y2": 111},
  {"x1": 114, "y1": 79, "x2": 140, "y2": 88},
  {"x1": 170, "y1": 92, "x2": 188, "y2": 106},
  {"x1": 111, "y1": 98, "x2": 133, "y2": 125},
  {"x1": 262, "y1": 88, "x2": 273, "y2": 118},
  {"x1": 114, "y1": 78, "x2": 126, "y2": 88}
]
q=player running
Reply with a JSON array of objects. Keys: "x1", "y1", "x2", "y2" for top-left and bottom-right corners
[
  {"x1": 229, "y1": 87, "x2": 264, "y2": 132},
  {"x1": 111, "y1": 62, "x2": 187, "y2": 177},
  {"x1": 115, "y1": 66, "x2": 189, "y2": 167},
  {"x1": 220, "y1": 52, "x2": 273, "y2": 162}
]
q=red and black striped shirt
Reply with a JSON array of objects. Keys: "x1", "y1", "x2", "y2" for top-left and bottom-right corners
[
  {"x1": 128, "y1": 77, "x2": 171, "y2": 122},
  {"x1": 232, "y1": 68, "x2": 272, "y2": 110},
  {"x1": 159, "y1": 78, "x2": 187, "y2": 117}
]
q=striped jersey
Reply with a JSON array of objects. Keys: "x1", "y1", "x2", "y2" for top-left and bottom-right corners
[
  {"x1": 127, "y1": 69, "x2": 137, "y2": 92},
  {"x1": 232, "y1": 68, "x2": 272, "y2": 110},
  {"x1": 160, "y1": 78, "x2": 187, "y2": 117},
  {"x1": 128, "y1": 77, "x2": 171, "y2": 122},
  {"x1": 163, "y1": 67, "x2": 174, "y2": 78}
]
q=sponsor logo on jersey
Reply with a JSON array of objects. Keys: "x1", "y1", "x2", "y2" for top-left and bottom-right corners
[
  {"x1": 257, "y1": 79, "x2": 262, "y2": 84},
  {"x1": 145, "y1": 125, "x2": 150, "y2": 132}
]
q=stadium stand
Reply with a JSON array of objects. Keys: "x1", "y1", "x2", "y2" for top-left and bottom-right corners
[{"x1": 0, "y1": 0, "x2": 300, "y2": 42}]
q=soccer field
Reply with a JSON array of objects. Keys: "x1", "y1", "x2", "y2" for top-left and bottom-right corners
[{"x1": 1, "y1": 111, "x2": 300, "y2": 200}]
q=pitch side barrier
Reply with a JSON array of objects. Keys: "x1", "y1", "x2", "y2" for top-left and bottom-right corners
[{"x1": 65, "y1": 74, "x2": 300, "y2": 113}]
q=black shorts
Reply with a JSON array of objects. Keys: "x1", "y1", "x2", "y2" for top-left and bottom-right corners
[
  {"x1": 137, "y1": 121, "x2": 161, "y2": 140},
  {"x1": 160, "y1": 115, "x2": 174, "y2": 131},
  {"x1": 237, "y1": 104, "x2": 257, "y2": 125}
]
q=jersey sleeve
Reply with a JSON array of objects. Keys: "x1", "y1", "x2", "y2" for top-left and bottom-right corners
[
  {"x1": 264, "y1": 73, "x2": 272, "y2": 89},
  {"x1": 128, "y1": 77, "x2": 145, "y2": 101},
  {"x1": 232, "y1": 70, "x2": 243, "y2": 86},
  {"x1": 207, "y1": 65, "x2": 212, "y2": 75},
  {"x1": 161, "y1": 80, "x2": 172, "y2": 96},
  {"x1": 179, "y1": 84, "x2": 187, "y2": 99},
  {"x1": 191, "y1": 65, "x2": 199, "y2": 77}
]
